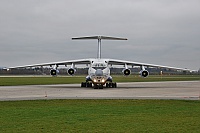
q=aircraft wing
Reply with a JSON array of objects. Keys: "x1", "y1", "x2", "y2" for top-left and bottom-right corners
[
  {"x1": 108, "y1": 59, "x2": 192, "y2": 71},
  {"x1": 5, "y1": 59, "x2": 91, "y2": 69}
]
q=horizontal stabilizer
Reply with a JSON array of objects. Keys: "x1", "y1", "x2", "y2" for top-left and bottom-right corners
[
  {"x1": 72, "y1": 36, "x2": 127, "y2": 40},
  {"x1": 72, "y1": 35, "x2": 127, "y2": 59}
]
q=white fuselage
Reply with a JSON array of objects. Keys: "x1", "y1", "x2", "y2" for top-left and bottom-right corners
[{"x1": 87, "y1": 59, "x2": 111, "y2": 85}]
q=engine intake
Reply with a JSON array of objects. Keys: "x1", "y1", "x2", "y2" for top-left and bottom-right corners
[
  {"x1": 68, "y1": 68, "x2": 76, "y2": 75},
  {"x1": 140, "y1": 70, "x2": 149, "y2": 77},
  {"x1": 123, "y1": 69, "x2": 131, "y2": 76},
  {"x1": 50, "y1": 69, "x2": 59, "y2": 76}
]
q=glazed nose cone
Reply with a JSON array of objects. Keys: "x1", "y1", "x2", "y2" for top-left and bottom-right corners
[{"x1": 95, "y1": 69, "x2": 103, "y2": 76}]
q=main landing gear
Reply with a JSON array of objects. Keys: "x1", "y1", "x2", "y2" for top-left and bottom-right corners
[
  {"x1": 105, "y1": 82, "x2": 117, "y2": 88},
  {"x1": 81, "y1": 82, "x2": 92, "y2": 87},
  {"x1": 81, "y1": 82, "x2": 117, "y2": 89}
]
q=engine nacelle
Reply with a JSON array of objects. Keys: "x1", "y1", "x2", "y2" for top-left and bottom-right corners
[
  {"x1": 140, "y1": 70, "x2": 149, "y2": 77},
  {"x1": 122, "y1": 68, "x2": 131, "y2": 76},
  {"x1": 50, "y1": 69, "x2": 59, "y2": 76},
  {"x1": 68, "y1": 68, "x2": 76, "y2": 75}
]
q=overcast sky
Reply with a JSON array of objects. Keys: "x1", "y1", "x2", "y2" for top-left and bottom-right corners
[{"x1": 0, "y1": 0, "x2": 199, "y2": 70}]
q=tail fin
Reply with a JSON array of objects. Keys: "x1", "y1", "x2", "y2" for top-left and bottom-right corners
[{"x1": 72, "y1": 36, "x2": 127, "y2": 59}]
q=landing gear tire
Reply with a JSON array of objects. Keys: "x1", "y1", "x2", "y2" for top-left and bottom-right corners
[
  {"x1": 106, "y1": 82, "x2": 117, "y2": 88},
  {"x1": 106, "y1": 83, "x2": 109, "y2": 88},
  {"x1": 112, "y1": 82, "x2": 117, "y2": 88},
  {"x1": 94, "y1": 84, "x2": 98, "y2": 89},
  {"x1": 86, "y1": 82, "x2": 92, "y2": 87},
  {"x1": 81, "y1": 82, "x2": 86, "y2": 87},
  {"x1": 99, "y1": 84, "x2": 103, "y2": 89},
  {"x1": 81, "y1": 82, "x2": 92, "y2": 88}
]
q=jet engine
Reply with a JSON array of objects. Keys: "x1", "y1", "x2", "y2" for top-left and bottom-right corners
[
  {"x1": 68, "y1": 68, "x2": 76, "y2": 75},
  {"x1": 140, "y1": 70, "x2": 149, "y2": 77},
  {"x1": 122, "y1": 68, "x2": 131, "y2": 76},
  {"x1": 50, "y1": 69, "x2": 59, "y2": 76}
]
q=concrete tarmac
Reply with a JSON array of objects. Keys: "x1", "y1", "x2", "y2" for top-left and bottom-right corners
[{"x1": 0, "y1": 81, "x2": 200, "y2": 101}]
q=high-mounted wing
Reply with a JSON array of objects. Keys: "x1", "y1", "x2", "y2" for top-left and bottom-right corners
[{"x1": 108, "y1": 59, "x2": 192, "y2": 71}]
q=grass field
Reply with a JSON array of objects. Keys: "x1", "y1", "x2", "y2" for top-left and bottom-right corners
[
  {"x1": 0, "y1": 75, "x2": 200, "y2": 86},
  {"x1": 0, "y1": 75, "x2": 200, "y2": 132},
  {"x1": 0, "y1": 99, "x2": 200, "y2": 132}
]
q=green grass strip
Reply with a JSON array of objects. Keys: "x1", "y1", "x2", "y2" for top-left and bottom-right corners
[
  {"x1": 0, "y1": 99, "x2": 200, "y2": 132},
  {"x1": 0, "y1": 75, "x2": 199, "y2": 86}
]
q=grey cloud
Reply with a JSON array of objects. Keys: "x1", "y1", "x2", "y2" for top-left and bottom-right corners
[{"x1": 0, "y1": 0, "x2": 199, "y2": 70}]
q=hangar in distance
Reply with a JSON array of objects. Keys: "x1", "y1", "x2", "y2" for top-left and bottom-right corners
[{"x1": 5, "y1": 36, "x2": 193, "y2": 89}]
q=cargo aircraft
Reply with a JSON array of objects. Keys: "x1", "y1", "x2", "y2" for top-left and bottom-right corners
[{"x1": 5, "y1": 36, "x2": 191, "y2": 89}]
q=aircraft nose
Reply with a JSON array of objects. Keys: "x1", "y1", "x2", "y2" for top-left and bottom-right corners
[{"x1": 95, "y1": 69, "x2": 103, "y2": 76}]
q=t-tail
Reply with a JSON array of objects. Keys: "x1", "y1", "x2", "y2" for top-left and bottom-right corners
[{"x1": 72, "y1": 36, "x2": 127, "y2": 59}]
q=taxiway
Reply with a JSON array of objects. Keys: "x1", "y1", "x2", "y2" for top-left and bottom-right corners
[{"x1": 0, "y1": 81, "x2": 199, "y2": 101}]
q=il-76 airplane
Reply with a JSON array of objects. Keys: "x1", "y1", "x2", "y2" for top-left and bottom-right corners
[{"x1": 5, "y1": 36, "x2": 191, "y2": 89}]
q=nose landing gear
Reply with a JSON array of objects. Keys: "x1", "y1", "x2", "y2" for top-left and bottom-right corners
[{"x1": 93, "y1": 84, "x2": 103, "y2": 89}]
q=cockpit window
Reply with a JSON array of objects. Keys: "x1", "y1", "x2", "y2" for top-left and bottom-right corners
[
  {"x1": 93, "y1": 63, "x2": 106, "y2": 67},
  {"x1": 92, "y1": 63, "x2": 106, "y2": 69},
  {"x1": 93, "y1": 67, "x2": 106, "y2": 70}
]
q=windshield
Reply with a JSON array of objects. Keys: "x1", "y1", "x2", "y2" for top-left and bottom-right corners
[
  {"x1": 92, "y1": 67, "x2": 106, "y2": 70},
  {"x1": 92, "y1": 63, "x2": 106, "y2": 68}
]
